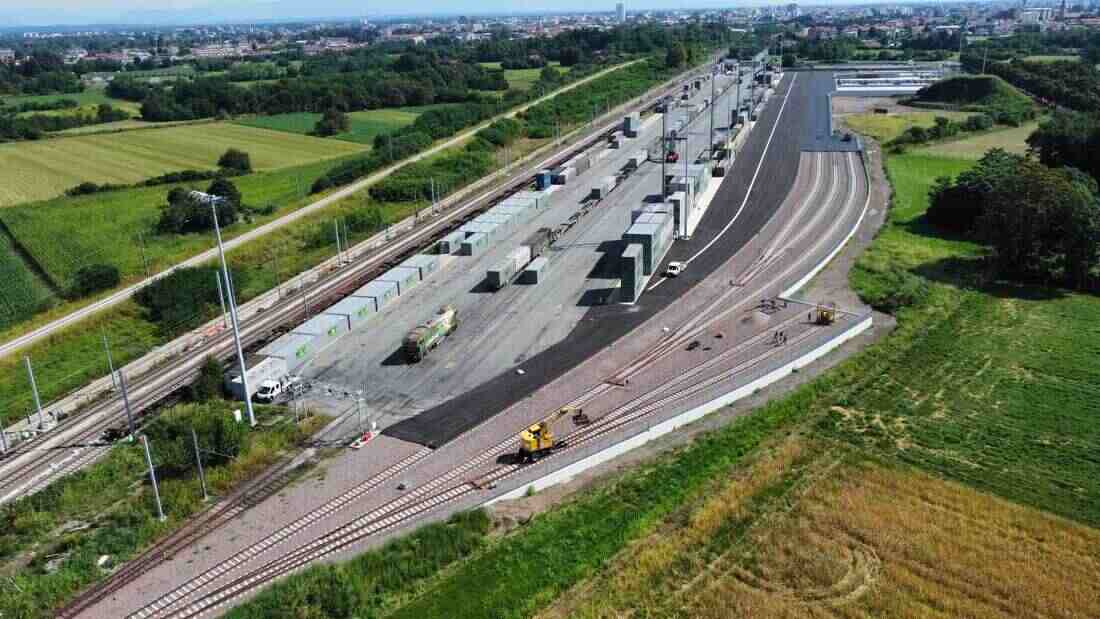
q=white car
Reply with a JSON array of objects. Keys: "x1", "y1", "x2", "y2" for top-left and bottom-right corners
[{"x1": 666, "y1": 261, "x2": 686, "y2": 277}]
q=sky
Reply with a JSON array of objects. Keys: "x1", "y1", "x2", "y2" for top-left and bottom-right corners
[{"x1": 0, "y1": 0, "x2": 899, "y2": 27}]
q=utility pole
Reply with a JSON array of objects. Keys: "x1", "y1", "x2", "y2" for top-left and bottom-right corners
[
  {"x1": 334, "y1": 220, "x2": 343, "y2": 265},
  {"x1": 661, "y1": 110, "x2": 667, "y2": 196},
  {"x1": 356, "y1": 393, "x2": 365, "y2": 435},
  {"x1": 215, "y1": 271, "x2": 229, "y2": 328},
  {"x1": 343, "y1": 219, "x2": 351, "y2": 261},
  {"x1": 23, "y1": 356, "x2": 44, "y2": 429},
  {"x1": 211, "y1": 204, "x2": 256, "y2": 428},
  {"x1": 137, "y1": 232, "x2": 150, "y2": 276},
  {"x1": 141, "y1": 435, "x2": 166, "y2": 522},
  {"x1": 981, "y1": 46, "x2": 989, "y2": 74},
  {"x1": 191, "y1": 428, "x2": 209, "y2": 502},
  {"x1": 118, "y1": 369, "x2": 135, "y2": 437},
  {"x1": 708, "y1": 74, "x2": 716, "y2": 160},
  {"x1": 102, "y1": 330, "x2": 117, "y2": 389}
]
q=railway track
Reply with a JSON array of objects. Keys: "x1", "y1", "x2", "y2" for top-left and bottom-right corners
[
  {"x1": 128, "y1": 150, "x2": 868, "y2": 618},
  {"x1": 145, "y1": 311, "x2": 832, "y2": 619},
  {"x1": 0, "y1": 86, "x2": 683, "y2": 506}
]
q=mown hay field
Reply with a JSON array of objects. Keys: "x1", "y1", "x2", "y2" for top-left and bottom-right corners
[
  {"x1": 918, "y1": 120, "x2": 1039, "y2": 159},
  {"x1": 539, "y1": 437, "x2": 1100, "y2": 619},
  {"x1": 0, "y1": 122, "x2": 366, "y2": 207},
  {"x1": 842, "y1": 110, "x2": 972, "y2": 143}
]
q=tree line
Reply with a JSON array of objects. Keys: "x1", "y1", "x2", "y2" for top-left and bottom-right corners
[
  {"x1": 0, "y1": 103, "x2": 129, "y2": 142},
  {"x1": 928, "y1": 148, "x2": 1100, "y2": 291}
]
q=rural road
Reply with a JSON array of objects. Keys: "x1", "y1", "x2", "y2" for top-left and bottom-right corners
[{"x1": 0, "y1": 60, "x2": 641, "y2": 361}]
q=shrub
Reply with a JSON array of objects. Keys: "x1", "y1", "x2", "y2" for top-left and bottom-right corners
[
  {"x1": 71, "y1": 263, "x2": 120, "y2": 298},
  {"x1": 218, "y1": 148, "x2": 252, "y2": 174},
  {"x1": 134, "y1": 266, "x2": 249, "y2": 333},
  {"x1": 859, "y1": 266, "x2": 930, "y2": 313},
  {"x1": 189, "y1": 356, "x2": 226, "y2": 402}
]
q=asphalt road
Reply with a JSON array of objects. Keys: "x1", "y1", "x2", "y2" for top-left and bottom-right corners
[{"x1": 386, "y1": 69, "x2": 840, "y2": 447}]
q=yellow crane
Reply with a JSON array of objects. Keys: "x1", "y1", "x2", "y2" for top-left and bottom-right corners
[
  {"x1": 812, "y1": 303, "x2": 838, "y2": 326},
  {"x1": 517, "y1": 405, "x2": 590, "y2": 463}
]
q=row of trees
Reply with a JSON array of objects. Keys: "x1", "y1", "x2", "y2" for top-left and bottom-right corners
[
  {"x1": 0, "y1": 103, "x2": 129, "y2": 142},
  {"x1": 962, "y1": 54, "x2": 1100, "y2": 113},
  {"x1": 927, "y1": 149, "x2": 1100, "y2": 291},
  {"x1": 890, "y1": 114, "x2": 995, "y2": 147}
]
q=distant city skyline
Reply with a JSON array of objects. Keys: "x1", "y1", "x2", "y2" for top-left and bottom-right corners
[{"x1": 0, "y1": 0, "x2": 981, "y2": 28}]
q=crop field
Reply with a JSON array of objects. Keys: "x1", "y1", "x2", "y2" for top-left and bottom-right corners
[
  {"x1": 0, "y1": 155, "x2": 356, "y2": 291},
  {"x1": 918, "y1": 119, "x2": 1039, "y2": 159},
  {"x1": 0, "y1": 123, "x2": 366, "y2": 207},
  {"x1": 842, "y1": 110, "x2": 972, "y2": 143},
  {"x1": 54, "y1": 118, "x2": 203, "y2": 136},
  {"x1": 540, "y1": 439, "x2": 1100, "y2": 619},
  {"x1": 235, "y1": 108, "x2": 422, "y2": 145},
  {"x1": 1023, "y1": 54, "x2": 1080, "y2": 63},
  {"x1": 0, "y1": 233, "x2": 57, "y2": 330},
  {"x1": 0, "y1": 89, "x2": 137, "y2": 114}
]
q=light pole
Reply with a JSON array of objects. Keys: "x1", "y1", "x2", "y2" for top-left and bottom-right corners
[
  {"x1": 141, "y1": 434, "x2": 166, "y2": 522},
  {"x1": 211, "y1": 202, "x2": 256, "y2": 427}
]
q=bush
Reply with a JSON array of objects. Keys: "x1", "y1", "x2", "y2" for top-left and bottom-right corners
[
  {"x1": 218, "y1": 148, "x2": 252, "y2": 174},
  {"x1": 313, "y1": 109, "x2": 350, "y2": 137},
  {"x1": 156, "y1": 180, "x2": 241, "y2": 234},
  {"x1": 859, "y1": 266, "x2": 930, "y2": 313},
  {"x1": 189, "y1": 356, "x2": 225, "y2": 402},
  {"x1": 134, "y1": 266, "x2": 249, "y2": 334},
  {"x1": 71, "y1": 263, "x2": 120, "y2": 298},
  {"x1": 143, "y1": 403, "x2": 248, "y2": 478}
]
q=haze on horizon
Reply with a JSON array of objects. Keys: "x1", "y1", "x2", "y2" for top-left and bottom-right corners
[{"x1": 3, "y1": 0, "x2": 905, "y2": 28}]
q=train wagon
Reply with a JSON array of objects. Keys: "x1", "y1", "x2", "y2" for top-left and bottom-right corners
[{"x1": 403, "y1": 305, "x2": 458, "y2": 362}]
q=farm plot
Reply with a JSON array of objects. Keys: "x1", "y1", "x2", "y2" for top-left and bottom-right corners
[
  {"x1": 918, "y1": 119, "x2": 1039, "y2": 159},
  {"x1": 842, "y1": 110, "x2": 972, "y2": 143},
  {"x1": 0, "y1": 156, "x2": 355, "y2": 292},
  {"x1": 0, "y1": 122, "x2": 366, "y2": 207},
  {"x1": 234, "y1": 105, "x2": 450, "y2": 145},
  {"x1": 0, "y1": 233, "x2": 57, "y2": 330}
]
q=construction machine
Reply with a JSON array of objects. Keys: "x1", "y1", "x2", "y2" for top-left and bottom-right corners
[
  {"x1": 812, "y1": 303, "x2": 838, "y2": 326},
  {"x1": 517, "y1": 405, "x2": 591, "y2": 463}
]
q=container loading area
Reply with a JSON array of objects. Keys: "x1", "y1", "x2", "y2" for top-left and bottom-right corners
[{"x1": 290, "y1": 68, "x2": 759, "y2": 430}]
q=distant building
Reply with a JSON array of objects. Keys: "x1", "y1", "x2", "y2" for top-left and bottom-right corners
[
  {"x1": 787, "y1": 3, "x2": 800, "y2": 19},
  {"x1": 0, "y1": 49, "x2": 15, "y2": 64},
  {"x1": 616, "y1": 2, "x2": 626, "y2": 23}
]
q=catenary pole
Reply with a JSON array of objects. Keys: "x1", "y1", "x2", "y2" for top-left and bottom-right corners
[
  {"x1": 24, "y1": 356, "x2": 44, "y2": 429},
  {"x1": 118, "y1": 369, "x2": 135, "y2": 437},
  {"x1": 191, "y1": 428, "x2": 208, "y2": 502},
  {"x1": 103, "y1": 330, "x2": 117, "y2": 389},
  {"x1": 141, "y1": 435, "x2": 166, "y2": 521},
  {"x1": 211, "y1": 203, "x2": 256, "y2": 427}
]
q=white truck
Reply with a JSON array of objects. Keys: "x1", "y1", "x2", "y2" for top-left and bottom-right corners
[{"x1": 255, "y1": 376, "x2": 297, "y2": 403}]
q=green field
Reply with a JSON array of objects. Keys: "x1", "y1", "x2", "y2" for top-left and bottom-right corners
[
  {"x1": 0, "y1": 233, "x2": 57, "y2": 330},
  {"x1": 235, "y1": 107, "x2": 425, "y2": 145},
  {"x1": 843, "y1": 110, "x2": 973, "y2": 143},
  {"x1": 0, "y1": 156, "x2": 355, "y2": 291},
  {"x1": 1023, "y1": 54, "x2": 1080, "y2": 63},
  {"x1": 477, "y1": 62, "x2": 569, "y2": 90},
  {"x1": 0, "y1": 89, "x2": 136, "y2": 112},
  {"x1": 919, "y1": 119, "x2": 1039, "y2": 159},
  {"x1": 0, "y1": 123, "x2": 366, "y2": 207}
]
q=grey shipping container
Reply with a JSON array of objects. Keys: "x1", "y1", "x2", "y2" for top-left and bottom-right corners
[
  {"x1": 378, "y1": 265, "x2": 420, "y2": 295},
  {"x1": 591, "y1": 176, "x2": 616, "y2": 200},
  {"x1": 225, "y1": 355, "x2": 288, "y2": 401},
  {"x1": 500, "y1": 196, "x2": 537, "y2": 211},
  {"x1": 325, "y1": 295, "x2": 376, "y2": 330},
  {"x1": 438, "y1": 229, "x2": 466, "y2": 255},
  {"x1": 620, "y1": 243, "x2": 644, "y2": 303},
  {"x1": 623, "y1": 217, "x2": 674, "y2": 275},
  {"x1": 293, "y1": 313, "x2": 349, "y2": 346},
  {"x1": 571, "y1": 155, "x2": 591, "y2": 174},
  {"x1": 631, "y1": 203, "x2": 671, "y2": 223},
  {"x1": 521, "y1": 256, "x2": 549, "y2": 284},
  {"x1": 461, "y1": 232, "x2": 489, "y2": 256},
  {"x1": 353, "y1": 280, "x2": 398, "y2": 311},
  {"x1": 259, "y1": 333, "x2": 316, "y2": 372},
  {"x1": 489, "y1": 205, "x2": 530, "y2": 223},
  {"x1": 551, "y1": 167, "x2": 575, "y2": 185},
  {"x1": 487, "y1": 245, "x2": 533, "y2": 290},
  {"x1": 460, "y1": 221, "x2": 501, "y2": 240},
  {"x1": 512, "y1": 190, "x2": 548, "y2": 209},
  {"x1": 523, "y1": 227, "x2": 554, "y2": 259},
  {"x1": 474, "y1": 212, "x2": 514, "y2": 229},
  {"x1": 400, "y1": 254, "x2": 440, "y2": 281}
]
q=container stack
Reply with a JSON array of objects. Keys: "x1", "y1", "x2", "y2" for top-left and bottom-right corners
[
  {"x1": 622, "y1": 212, "x2": 674, "y2": 275},
  {"x1": 591, "y1": 176, "x2": 617, "y2": 200},
  {"x1": 354, "y1": 280, "x2": 398, "y2": 311},
  {"x1": 536, "y1": 170, "x2": 553, "y2": 190},
  {"x1": 377, "y1": 265, "x2": 420, "y2": 295},
  {"x1": 623, "y1": 113, "x2": 640, "y2": 138},
  {"x1": 620, "y1": 243, "x2": 644, "y2": 303},
  {"x1": 438, "y1": 229, "x2": 466, "y2": 255},
  {"x1": 487, "y1": 246, "x2": 533, "y2": 290}
]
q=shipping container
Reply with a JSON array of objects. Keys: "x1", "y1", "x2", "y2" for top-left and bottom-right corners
[
  {"x1": 225, "y1": 355, "x2": 288, "y2": 401},
  {"x1": 631, "y1": 202, "x2": 671, "y2": 223},
  {"x1": 324, "y1": 295, "x2": 376, "y2": 330},
  {"x1": 259, "y1": 333, "x2": 316, "y2": 372},
  {"x1": 571, "y1": 155, "x2": 591, "y2": 174},
  {"x1": 551, "y1": 167, "x2": 575, "y2": 185},
  {"x1": 536, "y1": 170, "x2": 553, "y2": 190},
  {"x1": 461, "y1": 232, "x2": 489, "y2": 256},
  {"x1": 523, "y1": 227, "x2": 554, "y2": 259},
  {"x1": 353, "y1": 280, "x2": 398, "y2": 311},
  {"x1": 489, "y1": 205, "x2": 530, "y2": 225},
  {"x1": 487, "y1": 245, "x2": 533, "y2": 290},
  {"x1": 512, "y1": 190, "x2": 548, "y2": 209},
  {"x1": 400, "y1": 254, "x2": 440, "y2": 281},
  {"x1": 438, "y1": 229, "x2": 466, "y2": 255},
  {"x1": 474, "y1": 212, "x2": 514, "y2": 230},
  {"x1": 293, "y1": 313, "x2": 348, "y2": 347},
  {"x1": 591, "y1": 176, "x2": 616, "y2": 200},
  {"x1": 460, "y1": 221, "x2": 501, "y2": 240},
  {"x1": 623, "y1": 216, "x2": 674, "y2": 275},
  {"x1": 620, "y1": 243, "x2": 644, "y2": 303},
  {"x1": 521, "y1": 256, "x2": 549, "y2": 284},
  {"x1": 377, "y1": 265, "x2": 420, "y2": 295}
]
